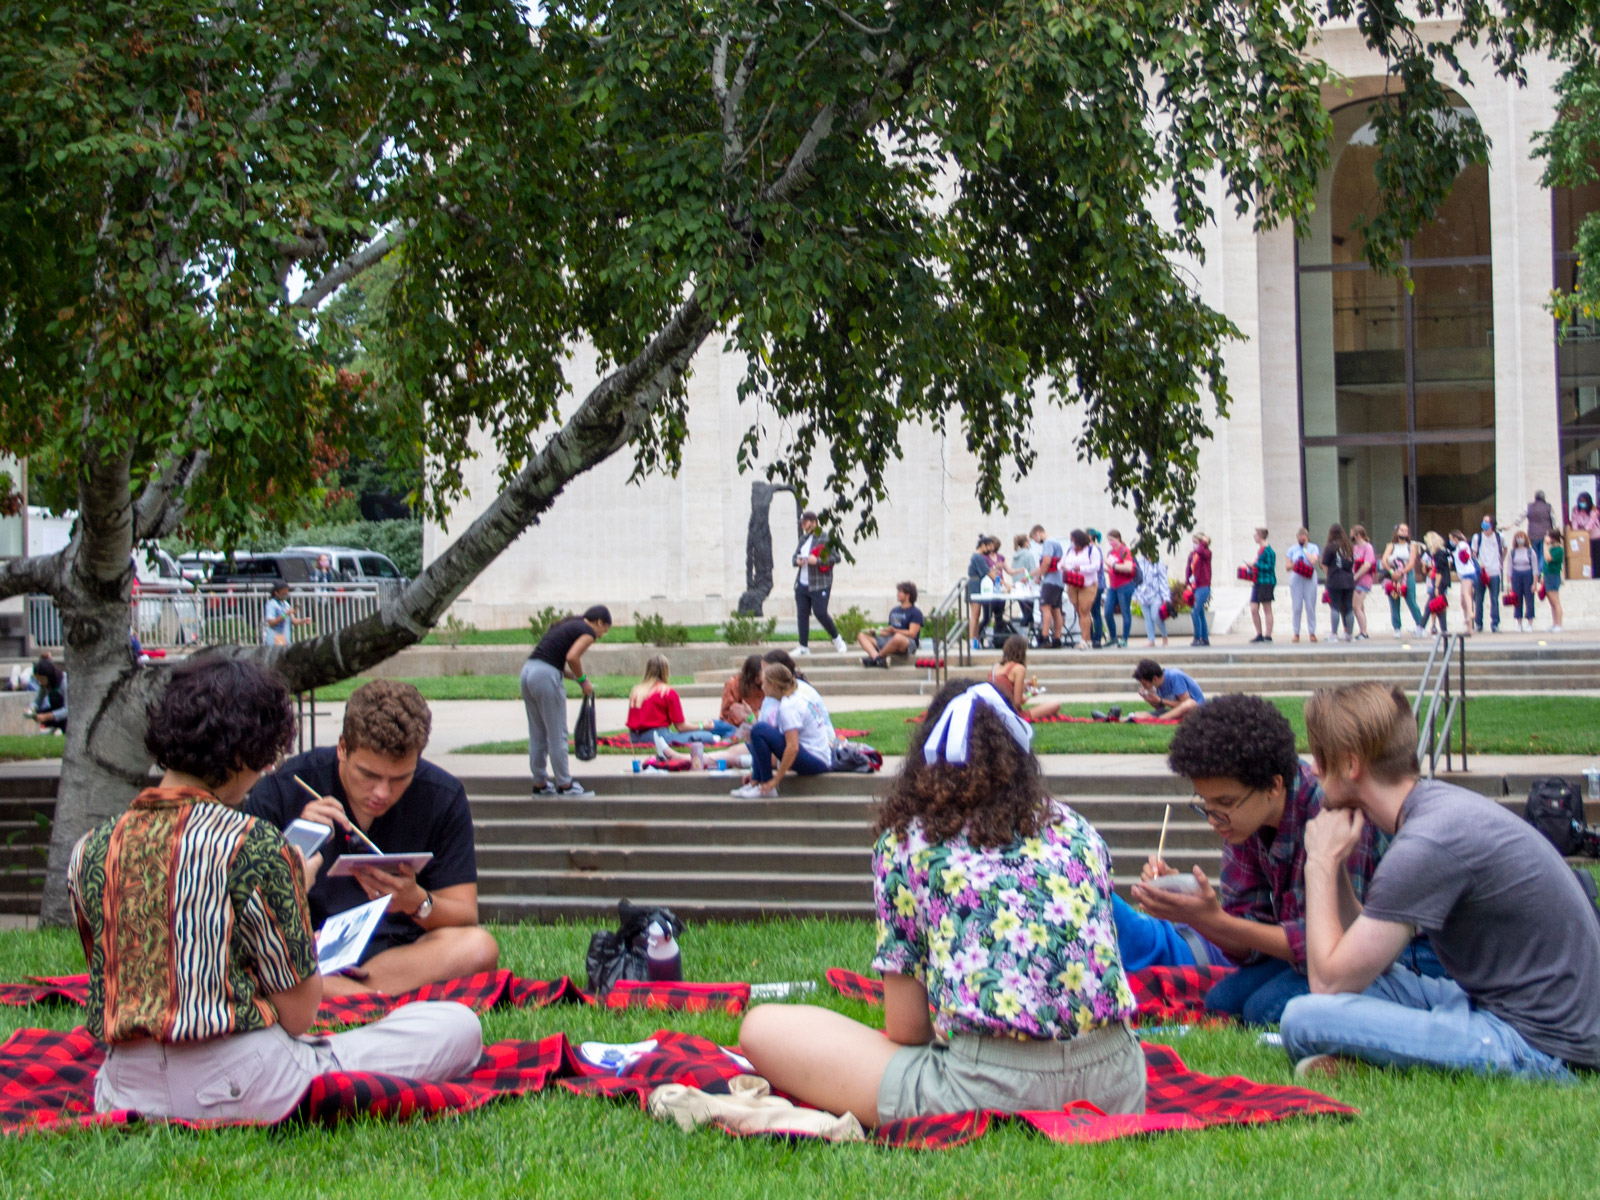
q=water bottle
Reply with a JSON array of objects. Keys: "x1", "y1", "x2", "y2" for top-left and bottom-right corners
[
  {"x1": 645, "y1": 920, "x2": 682, "y2": 982},
  {"x1": 632, "y1": 759, "x2": 641, "y2": 773},
  {"x1": 980, "y1": 574, "x2": 994, "y2": 597}
]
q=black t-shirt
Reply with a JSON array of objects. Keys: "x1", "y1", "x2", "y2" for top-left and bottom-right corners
[
  {"x1": 244, "y1": 746, "x2": 477, "y2": 936},
  {"x1": 529, "y1": 617, "x2": 593, "y2": 670},
  {"x1": 888, "y1": 605, "x2": 925, "y2": 633}
]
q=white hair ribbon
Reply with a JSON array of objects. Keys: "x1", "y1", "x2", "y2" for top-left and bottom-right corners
[{"x1": 922, "y1": 682, "x2": 1034, "y2": 766}]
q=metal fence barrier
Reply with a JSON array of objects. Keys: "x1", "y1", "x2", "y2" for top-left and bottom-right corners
[{"x1": 27, "y1": 583, "x2": 384, "y2": 651}]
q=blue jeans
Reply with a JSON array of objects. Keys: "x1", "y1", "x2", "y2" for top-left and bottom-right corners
[
  {"x1": 629, "y1": 725, "x2": 720, "y2": 746},
  {"x1": 1280, "y1": 969, "x2": 1575, "y2": 1080},
  {"x1": 1510, "y1": 568, "x2": 1536, "y2": 621},
  {"x1": 1105, "y1": 582, "x2": 1137, "y2": 642},
  {"x1": 1204, "y1": 959, "x2": 1310, "y2": 1028},
  {"x1": 748, "y1": 722, "x2": 832, "y2": 783},
  {"x1": 1191, "y1": 586, "x2": 1211, "y2": 642},
  {"x1": 1473, "y1": 574, "x2": 1501, "y2": 630}
]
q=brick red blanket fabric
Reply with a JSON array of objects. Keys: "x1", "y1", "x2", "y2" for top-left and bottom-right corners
[
  {"x1": 2, "y1": 1024, "x2": 1354, "y2": 1143},
  {"x1": 0, "y1": 971, "x2": 752, "y2": 1028},
  {"x1": 824, "y1": 965, "x2": 1236, "y2": 1025}
]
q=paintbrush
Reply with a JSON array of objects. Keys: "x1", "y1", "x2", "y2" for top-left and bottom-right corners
[{"x1": 293, "y1": 773, "x2": 383, "y2": 854}]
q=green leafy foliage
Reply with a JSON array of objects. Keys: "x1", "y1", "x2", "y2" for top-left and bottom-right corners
[
  {"x1": 527, "y1": 606, "x2": 575, "y2": 643},
  {"x1": 634, "y1": 611, "x2": 690, "y2": 646},
  {"x1": 1537, "y1": 55, "x2": 1600, "y2": 331},
  {"x1": 719, "y1": 612, "x2": 778, "y2": 645},
  {"x1": 832, "y1": 606, "x2": 874, "y2": 645}
]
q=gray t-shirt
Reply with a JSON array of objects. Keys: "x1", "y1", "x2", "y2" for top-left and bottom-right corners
[
  {"x1": 1362, "y1": 779, "x2": 1600, "y2": 1067},
  {"x1": 1039, "y1": 539, "x2": 1064, "y2": 586}
]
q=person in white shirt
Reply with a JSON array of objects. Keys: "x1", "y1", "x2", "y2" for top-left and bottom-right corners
[
  {"x1": 792, "y1": 510, "x2": 848, "y2": 656},
  {"x1": 1135, "y1": 551, "x2": 1170, "y2": 647},
  {"x1": 1061, "y1": 530, "x2": 1103, "y2": 653},
  {"x1": 1287, "y1": 528, "x2": 1321, "y2": 644},
  {"x1": 731, "y1": 663, "x2": 836, "y2": 799},
  {"x1": 1469, "y1": 517, "x2": 1504, "y2": 633}
]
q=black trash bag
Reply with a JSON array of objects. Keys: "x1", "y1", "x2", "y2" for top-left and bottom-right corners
[
  {"x1": 584, "y1": 900, "x2": 685, "y2": 996},
  {"x1": 573, "y1": 693, "x2": 598, "y2": 761}
]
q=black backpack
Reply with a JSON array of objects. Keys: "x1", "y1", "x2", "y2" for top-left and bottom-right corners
[{"x1": 1524, "y1": 777, "x2": 1593, "y2": 857}]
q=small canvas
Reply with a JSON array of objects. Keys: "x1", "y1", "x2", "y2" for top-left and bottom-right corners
[{"x1": 314, "y1": 895, "x2": 390, "y2": 975}]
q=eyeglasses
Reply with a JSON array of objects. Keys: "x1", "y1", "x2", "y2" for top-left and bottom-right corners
[{"x1": 1187, "y1": 788, "x2": 1260, "y2": 825}]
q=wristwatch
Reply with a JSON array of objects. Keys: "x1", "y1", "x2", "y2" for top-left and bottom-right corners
[{"x1": 413, "y1": 890, "x2": 434, "y2": 921}]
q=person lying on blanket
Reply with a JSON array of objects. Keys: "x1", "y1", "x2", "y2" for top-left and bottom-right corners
[
  {"x1": 1280, "y1": 682, "x2": 1600, "y2": 1080},
  {"x1": 66, "y1": 656, "x2": 482, "y2": 1124},
  {"x1": 246, "y1": 680, "x2": 500, "y2": 997},
  {"x1": 738, "y1": 679, "x2": 1147, "y2": 1126},
  {"x1": 1123, "y1": 694, "x2": 1443, "y2": 1027}
]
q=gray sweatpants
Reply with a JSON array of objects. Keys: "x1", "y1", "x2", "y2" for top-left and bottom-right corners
[
  {"x1": 1290, "y1": 573, "x2": 1318, "y2": 636},
  {"x1": 94, "y1": 1000, "x2": 482, "y2": 1123},
  {"x1": 521, "y1": 657, "x2": 570, "y2": 788}
]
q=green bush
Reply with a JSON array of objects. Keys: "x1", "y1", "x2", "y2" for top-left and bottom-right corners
[
  {"x1": 435, "y1": 612, "x2": 478, "y2": 647},
  {"x1": 635, "y1": 611, "x2": 689, "y2": 646},
  {"x1": 833, "y1": 605, "x2": 873, "y2": 644},
  {"x1": 720, "y1": 611, "x2": 778, "y2": 645},
  {"x1": 920, "y1": 608, "x2": 962, "y2": 645},
  {"x1": 527, "y1": 605, "x2": 574, "y2": 642}
]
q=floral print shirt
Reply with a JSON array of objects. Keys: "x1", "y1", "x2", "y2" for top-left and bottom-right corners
[{"x1": 872, "y1": 800, "x2": 1136, "y2": 1040}]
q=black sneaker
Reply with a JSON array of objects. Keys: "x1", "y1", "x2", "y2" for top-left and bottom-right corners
[
  {"x1": 1249, "y1": 635, "x2": 1265, "y2": 643},
  {"x1": 532, "y1": 782, "x2": 558, "y2": 798},
  {"x1": 1108, "y1": 706, "x2": 1122, "y2": 721},
  {"x1": 873, "y1": 656, "x2": 890, "y2": 669},
  {"x1": 1091, "y1": 709, "x2": 1109, "y2": 722},
  {"x1": 861, "y1": 656, "x2": 876, "y2": 668}
]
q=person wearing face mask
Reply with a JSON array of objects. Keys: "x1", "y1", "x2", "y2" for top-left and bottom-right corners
[
  {"x1": 1571, "y1": 492, "x2": 1600, "y2": 580},
  {"x1": 1470, "y1": 516, "x2": 1504, "y2": 632},
  {"x1": 1506, "y1": 530, "x2": 1538, "y2": 633},
  {"x1": 1380, "y1": 524, "x2": 1426, "y2": 637},
  {"x1": 1286, "y1": 527, "x2": 1321, "y2": 644}
]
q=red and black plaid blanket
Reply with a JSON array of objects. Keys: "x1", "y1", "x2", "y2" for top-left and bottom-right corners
[
  {"x1": 0, "y1": 971, "x2": 752, "y2": 1028},
  {"x1": 598, "y1": 728, "x2": 869, "y2": 752},
  {"x1": 2, "y1": 1023, "x2": 1353, "y2": 1144},
  {"x1": 824, "y1": 965, "x2": 1235, "y2": 1026},
  {"x1": 905, "y1": 713, "x2": 1182, "y2": 726}
]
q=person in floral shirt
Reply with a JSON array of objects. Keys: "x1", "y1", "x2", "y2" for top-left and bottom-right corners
[{"x1": 740, "y1": 680, "x2": 1145, "y2": 1126}]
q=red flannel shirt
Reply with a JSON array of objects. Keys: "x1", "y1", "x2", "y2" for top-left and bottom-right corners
[{"x1": 1218, "y1": 761, "x2": 1380, "y2": 970}]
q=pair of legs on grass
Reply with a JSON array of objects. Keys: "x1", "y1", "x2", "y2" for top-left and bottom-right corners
[
  {"x1": 1282, "y1": 967, "x2": 1575, "y2": 1081},
  {"x1": 320, "y1": 921, "x2": 502, "y2": 998},
  {"x1": 738, "y1": 1006, "x2": 1145, "y2": 1127}
]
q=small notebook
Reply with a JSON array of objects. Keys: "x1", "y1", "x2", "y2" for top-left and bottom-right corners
[{"x1": 314, "y1": 895, "x2": 391, "y2": 975}]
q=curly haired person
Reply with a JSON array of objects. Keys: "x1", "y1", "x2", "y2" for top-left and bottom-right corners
[
  {"x1": 69, "y1": 657, "x2": 482, "y2": 1122},
  {"x1": 737, "y1": 679, "x2": 1146, "y2": 1126},
  {"x1": 246, "y1": 679, "x2": 499, "y2": 996}
]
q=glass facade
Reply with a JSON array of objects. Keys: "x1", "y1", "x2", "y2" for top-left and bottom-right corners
[
  {"x1": 1555, "y1": 162, "x2": 1600, "y2": 513},
  {"x1": 1297, "y1": 96, "x2": 1495, "y2": 541}
]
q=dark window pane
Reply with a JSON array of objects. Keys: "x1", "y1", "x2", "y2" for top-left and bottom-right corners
[
  {"x1": 1411, "y1": 264, "x2": 1494, "y2": 431},
  {"x1": 1299, "y1": 270, "x2": 1406, "y2": 436},
  {"x1": 1416, "y1": 440, "x2": 1495, "y2": 536},
  {"x1": 1304, "y1": 443, "x2": 1411, "y2": 538}
]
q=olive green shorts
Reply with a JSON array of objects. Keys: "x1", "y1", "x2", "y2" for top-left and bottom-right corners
[{"x1": 876, "y1": 1021, "x2": 1146, "y2": 1124}]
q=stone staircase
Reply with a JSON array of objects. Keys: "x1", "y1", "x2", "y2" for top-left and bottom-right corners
[
  {"x1": 7, "y1": 767, "x2": 1581, "y2": 923},
  {"x1": 682, "y1": 640, "x2": 1600, "y2": 699}
]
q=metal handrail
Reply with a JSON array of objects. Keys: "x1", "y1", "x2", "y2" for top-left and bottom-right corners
[
  {"x1": 927, "y1": 577, "x2": 970, "y2": 688},
  {"x1": 1415, "y1": 632, "x2": 1467, "y2": 776}
]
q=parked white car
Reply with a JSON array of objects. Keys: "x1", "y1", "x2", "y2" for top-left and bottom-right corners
[{"x1": 281, "y1": 545, "x2": 407, "y2": 585}]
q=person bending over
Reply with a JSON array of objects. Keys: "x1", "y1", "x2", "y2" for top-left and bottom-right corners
[
  {"x1": 1129, "y1": 659, "x2": 1204, "y2": 722},
  {"x1": 1281, "y1": 682, "x2": 1600, "y2": 1080},
  {"x1": 247, "y1": 680, "x2": 499, "y2": 997},
  {"x1": 1126, "y1": 694, "x2": 1438, "y2": 1026},
  {"x1": 70, "y1": 657, "x2": 481, "y2": 1123},
  {"x1": 729, "y1": 663, "x2": 836, "y2": 799},
  {"x1": 520, "y1": 605, "x2": 611, "y2": 798},
  {"x1": 738, "y1": 680, "x2": 1146, "y2": 1126},
  {"x1": 858, "y1": 582, "x2": 924, "y2": 668}
]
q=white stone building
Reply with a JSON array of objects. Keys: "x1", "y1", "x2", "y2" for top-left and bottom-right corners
[{"x1": 428, "y1": 25, "x2": 1600, "y2": 630}]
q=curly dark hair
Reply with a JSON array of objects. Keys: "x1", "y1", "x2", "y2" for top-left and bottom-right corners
[
  {"x1": 874, "y1": 680, "x2": 1050, "y2": 850},
  {"x1": 342, "y1": 679, "x2": 432, "y2": 758},
  {"x1": 1166, "y1": 693, "x2": 1298, "y2": 792},
  {"x1": 145, "y1": 656, "x2": 296, "y2": 788}
]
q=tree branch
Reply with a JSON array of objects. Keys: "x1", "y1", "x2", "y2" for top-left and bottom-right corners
[
  {"x1": 820, "y1": 0, "x2": 892, "y2": 37},
  {"x1": 291, "y1": 225, "x2": 408, "y2": 311},
  {"x1": 0, "y1": 550, "x2": 68, "y2": 603}
]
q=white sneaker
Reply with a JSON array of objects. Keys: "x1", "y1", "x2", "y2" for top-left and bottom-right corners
[
  {"x1": 793, "y1": 645, "x2": 812, "y2": 656},
  {"x1": 832, "y1": 635, "x2": 848, "y2": 653},
  {"x1": 1552, "y1": 624, "x2": 1564, "y2": 633},
  {"x1": 729, "y1": 783, "x2": 766, "y2": 798},
  {"x1": 1391, "y1": 630, "x2": 1401, "y2": 639}
]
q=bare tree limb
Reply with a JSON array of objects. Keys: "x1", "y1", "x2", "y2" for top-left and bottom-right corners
[
  {"x1": 0, "y1": 549, "x2": 68, "y2": 604},
  {"x1": 291, "y1": 225, "x2": 409, "y2": 311},
  {"x1": 820, "y1": 0, "x2": 892, "y2": 37}
]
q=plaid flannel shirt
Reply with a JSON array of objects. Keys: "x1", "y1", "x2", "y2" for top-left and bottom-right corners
[{"x1": 1217, "y1": 762, "x2": 1379, "y2": 969}]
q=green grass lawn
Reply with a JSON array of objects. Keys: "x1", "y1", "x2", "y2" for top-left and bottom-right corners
[
  {"x1": 2, "y1": 919, "x2": 1597, "y2": 1199},
  {"x1": 454, "y1": 694, "x2": 1600, "y2": 757},
  {"x1": 0, "y1": 735, "x2": 63, "y2": 762},
  {"x1": 314, "y1": 674, "x2": 643, "y2": 703}
]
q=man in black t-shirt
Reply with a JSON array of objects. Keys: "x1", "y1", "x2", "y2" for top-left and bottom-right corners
[
  {"x1": 245, "y1": 680, "x2": 499, "y2": 996},
  {"x1": 520, "y1": 605, "x2": 611, "y2": 798},
  {"x1": 856, "y1": 582, "x2": 925, "y2": 668}
]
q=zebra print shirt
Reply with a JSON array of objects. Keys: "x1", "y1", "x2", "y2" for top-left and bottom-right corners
[{"x1": 67, "y1": 787, "x2": 317, "y2": 1044}]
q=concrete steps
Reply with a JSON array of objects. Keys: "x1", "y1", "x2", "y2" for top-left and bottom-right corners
[{"x1": 2, "y1": 768, "x2": 1588, "y2": 923}]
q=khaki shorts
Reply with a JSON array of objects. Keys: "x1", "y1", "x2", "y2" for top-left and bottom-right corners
[{"x1": 877, "y1": 1021, "x2": 1145, "y2": 1124}]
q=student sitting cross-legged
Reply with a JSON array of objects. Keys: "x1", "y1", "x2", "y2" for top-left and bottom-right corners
[
  {"x1": 857, "y1": 581, "x2": 924, "y2": 668},
  {"x1": 738, "y1": 680, "x2": 1146, "y2": 1126},
  {"x1": 1124, "y1": 694, "x2": 1442, "y2": 1027},
  {"x1": 1280, "y1": 682, "x2": 1600, "y2": 1080},
  {"x1": 246, "y1": 680, "x2": 499, "y2": 997},
  {"x1": 68, "y1": 657, "x2": 482, "y2": 1123}
]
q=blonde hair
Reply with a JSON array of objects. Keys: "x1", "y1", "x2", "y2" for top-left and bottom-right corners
[
  {"x1": 761, "y1": 662, "x2": 798, "y2": 699},
  {"x1": 1424, "y1": 531, "x2": 1444, "y2": 554},
  {"x1": 628, "y1": 654, "x2": 672, "y2": 707},
  {"x1": 1304, "y1": 683, "x2": 1419, "y2": 785}
]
